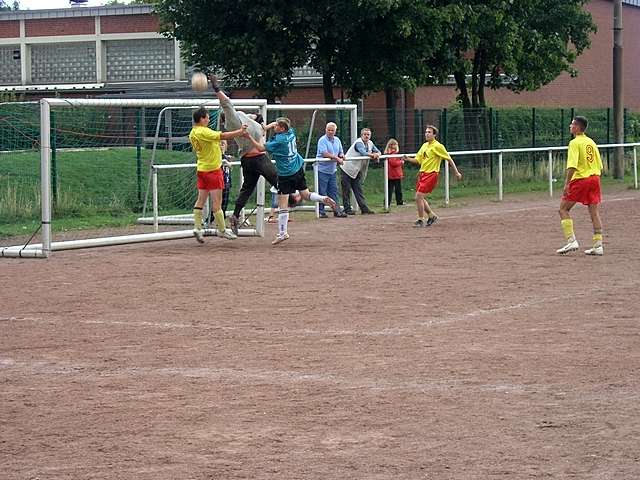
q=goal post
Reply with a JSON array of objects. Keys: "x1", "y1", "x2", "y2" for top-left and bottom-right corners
[
  {"x1": 0, "y1": 98, "x2": 358, "y2": 259},
  {"x1": 0, "y1": 97, "x2": 268, "y2": 259}
]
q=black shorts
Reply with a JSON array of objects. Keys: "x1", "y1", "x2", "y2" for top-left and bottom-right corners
[{"x1": 277, "y1": 167, "x2": 307, "y2": 195}]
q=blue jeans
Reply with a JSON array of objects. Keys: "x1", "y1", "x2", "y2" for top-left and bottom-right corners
[{"x1": 318, "y1": 171, "x2": 339, "y2": 214}]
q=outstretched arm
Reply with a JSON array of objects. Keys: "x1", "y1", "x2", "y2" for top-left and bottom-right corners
[
  {"x1": 220, "y1": 124, "x2": 249, "y2": 141},
  {"x1": 402, "y1": 155, "x2": 419, "y2": 165},
  {"x1": 209, "y1": 74, "x2": 242, "y2": 129}
]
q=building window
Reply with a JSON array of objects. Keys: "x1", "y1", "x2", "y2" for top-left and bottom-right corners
[
  {"x1": 0, "y1": 46, "x2": 22, "y2": 85},
  {"x1": 106, "y1": 38, "x2": 175, "y2": 82},
  {"x1": 31, "y1": 42, "x2": 97, "y2": 84}
]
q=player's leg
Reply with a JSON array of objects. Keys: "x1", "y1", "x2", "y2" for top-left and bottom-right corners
[
  {"x1": 415, "y1": 191, "x2": 426, "y2": 227},
  {"x1": 256, "y1": 154, "x2": 278, "y2": 188},
  {"x1": 298, "y1": 166, "x2": 336, "y2": 211},
  {"x1": 556, "y1": 199, "x2": 578, "y2": 254},
  {"x1": 193, "y1": 188, "x2": 209, "y2": 243},
  {"x1": 423, "y1": 197, "x2": 437, "y2": 225},
  {"x1": 585, "y1": 203, "x2": 603, "y2": 255},
  {"x1": 231, "y1": 159, "x2": 260, "y2": 233},
  {"x1": 210, "y1": 189, "x2": 236, "y2": 239}
]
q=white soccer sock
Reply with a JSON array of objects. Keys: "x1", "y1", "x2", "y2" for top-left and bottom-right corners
[
  {"x1": 308, "y1": 192, "x2": 324, "y2": 203},
  {"x1": 278, "y1": 209, "x2": 289, "y2": 236}
]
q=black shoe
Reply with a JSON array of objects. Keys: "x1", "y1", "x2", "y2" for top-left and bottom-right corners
[
  {"x1": 397, "y1": 202, "x2": 404, "y2": 206},
  {"x1": 344, "y1": 209, "x2": 356, "y2": 215},
  {"x1": 413, "y1": 219, "x2": 425, "y2": 228},
  {"x1": 361, "y1": 209, "x2": 375, "y2": 214},
  {"x1": 230, "y1": 215, "x2": 239, "y2": 235},
  {"x1": 426, "y1": 215, "x2": 438, "y2": 226},
  {"x1": 319, "y1": 212, "x2": 328, "y2": 218},
  {"x1": 334, "y1": 211, "x2": 348, "y2": 218}
]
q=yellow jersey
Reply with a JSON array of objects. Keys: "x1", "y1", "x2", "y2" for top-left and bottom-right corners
[
  {"x1": 567, "y1": 133, "x2": 602, "y2": 179},
  {"x1": 189, "y1": 126, "x2": 222, "y2": 172},
  {"x1": 415, "y1": 139, "x2": 450, "y2": 173}
]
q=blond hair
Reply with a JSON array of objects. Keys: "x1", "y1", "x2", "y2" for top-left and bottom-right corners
[
  {"x1": 276, "y1": 117, "x2": 291, "y2": 131},
  {"x1": 384, "y1": 138, "x2": 399, "y2": 154}
]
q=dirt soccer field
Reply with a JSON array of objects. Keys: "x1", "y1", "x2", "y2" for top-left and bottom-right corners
[{"x1": 1, "y1": 188, "x2": 639, "y2": 479}]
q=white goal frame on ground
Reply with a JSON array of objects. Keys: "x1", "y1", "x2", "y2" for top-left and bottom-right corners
[
  {"x1": 137, "y1": 104, "x2": 267, "y2": 231},
  {"x1": 0, "y1": 97, "x2": 268, "y2": 259}
]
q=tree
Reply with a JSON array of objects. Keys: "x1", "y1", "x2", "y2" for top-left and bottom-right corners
[
  {"x1": 0, "y1": 1, "x2": 19, "y2": 10},
  {"x1": 302, "y1": 0, "x2": 457, "y2": 107},
  {"x1": 155, "y1": 0, "x2": 449, "y2": 108},
  {"x1": 435, "y1": 0, "x2": 597, "y2": 150},
  {"x1": 155, "y1": 0, "x2": 310, "y2": 102}
]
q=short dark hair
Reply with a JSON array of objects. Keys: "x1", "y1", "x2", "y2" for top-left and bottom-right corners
[
  {"x1": 573, "y1": 116, "x2": 588, "y2": 131},
  {"x1": 254, "y1": 113, "x2": 264, "y2": 124},
  {"x1": 193, "y1": 107, "x2": 209, "y2": 124}
]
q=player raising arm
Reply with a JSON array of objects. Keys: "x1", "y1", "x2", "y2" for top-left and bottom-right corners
[
  {"x1": 244, "y1": 117, "x2": 337, "y2": 245},
  {"x1": 189, "y1": 107, "x2": 247, "y2": 243}
]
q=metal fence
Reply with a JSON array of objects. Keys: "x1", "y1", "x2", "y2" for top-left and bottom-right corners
[{"x1": 362, "y1": 107, "x2": 640, "y2": 170}]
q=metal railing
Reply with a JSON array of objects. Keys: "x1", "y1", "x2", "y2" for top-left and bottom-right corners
[{"x1": 373, "y1": 142, "x2": 640, "y2": 209}]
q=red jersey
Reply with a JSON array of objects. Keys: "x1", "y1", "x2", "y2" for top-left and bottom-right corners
[{"x1": 387, "y1": 155, "x2": 404, "y2": 180}]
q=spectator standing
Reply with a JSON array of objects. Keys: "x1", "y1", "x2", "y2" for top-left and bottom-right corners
[
  {"x1": 341, "y1": 128, "x2": 380, "y2": 215},
  {"x1": 384, "y1": 138, "x2": 404, "y2": 206},
  {"x1": 316, "y1": 122, "x2": 348, "y2": 218}
]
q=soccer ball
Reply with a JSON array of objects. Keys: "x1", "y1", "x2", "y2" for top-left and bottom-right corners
[{"x1": 191, "y1": 72, "x2": 208, "y2": 92}]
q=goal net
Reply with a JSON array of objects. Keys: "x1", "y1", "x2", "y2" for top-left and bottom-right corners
[
  {"x1": 1, "y1": 98, "x2": 358, "y2": 258},
  {"x1": 0, "y1": 98, "x2": 267, "y2": 258}
]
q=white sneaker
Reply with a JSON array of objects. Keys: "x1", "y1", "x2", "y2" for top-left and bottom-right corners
[
  {"x1": 556, "y1": 239, "x2": 579, "y2": 254},
  {"x1": 271, "y1": 232, "x2": 290, "y2": 245},
  {"x1": 585, "y1": 245, "x2": 604, "y2": 256},
  {"x1": 219, "y1": 229, "x2": 237, "y2": 240},
  {"x1": 193, "y1": 229, "x2": 204, "y2": 244}
]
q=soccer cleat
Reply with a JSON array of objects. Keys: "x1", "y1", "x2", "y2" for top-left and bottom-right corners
[
  {"x1": 193, "y1": 229, "x2": 204, "y2": 244},
  {"x1": 413, "y1": 219, "x2": 425, "y2": 228},
  {"x1": 584, "y1": 245, "x2": 604, "y2": 256},
  {"x1": 343, "y1": 209, "x2": 356, "y2": 215},
  {"x1": 220, "y1": 229, "x2": 237, "y2": 240},
  {"x1": 556, "y1": 239, "x2": 579, "y2": 254},
  {"x1": 271, "y1": 233, "x2": 290, "y2": 245},
  {"x1": 229, "y1": 215, "x2": 239, "y2": 235},
  {"x1": 426, "y1": 215, "x2": 438, "y2": 226}
]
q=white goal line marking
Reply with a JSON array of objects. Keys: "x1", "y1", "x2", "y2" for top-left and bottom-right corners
[{"x1": 0, "y1": 356, "x2": 530, "y2": 394}]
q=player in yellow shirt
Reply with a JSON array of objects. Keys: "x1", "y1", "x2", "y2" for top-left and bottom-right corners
[
  {"x1": 556, "y1": 116, "x2": 604, "y2": 255},
  {"x1": 189, "y1": 107, "x2": 248, "y2": 243},
  {"x1": 404, "y1": 125, "x2": 462, "y2": 227}
]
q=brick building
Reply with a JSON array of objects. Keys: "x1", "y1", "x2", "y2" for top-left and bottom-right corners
[
  {"x1": 0, "y1": 1, "x2": 638, "y2": 110},
  {"x1": 0, "y1": 4, "x2": 184, "y2": 95}
]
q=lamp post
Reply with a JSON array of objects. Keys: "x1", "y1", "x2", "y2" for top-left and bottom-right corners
[{"x1": 613, "y1": 0, "x2": 624, "y2": 179}]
